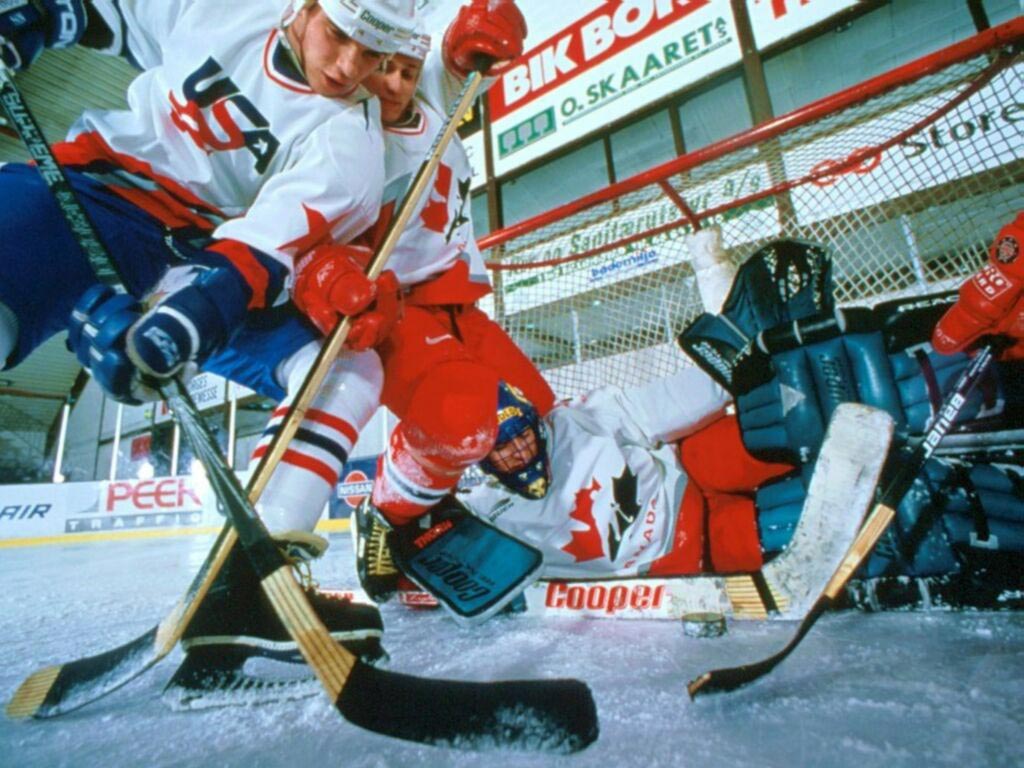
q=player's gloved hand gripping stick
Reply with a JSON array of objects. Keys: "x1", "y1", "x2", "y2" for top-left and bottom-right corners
[{"x1": 1, "y1": 62, "x2": 598, "y2": 753}]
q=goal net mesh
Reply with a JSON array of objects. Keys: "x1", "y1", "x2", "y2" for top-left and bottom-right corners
[{"x1": 478, "y1": 31, "x2": 1023, "y2": 400}]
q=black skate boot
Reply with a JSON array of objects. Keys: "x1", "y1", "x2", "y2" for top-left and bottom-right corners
[
  {"x1": 352, "y1": 498, "x2": 401, "y2": 603},
  {"x1": 163, "y1": 532, "x2": 386, "y2": 710}
]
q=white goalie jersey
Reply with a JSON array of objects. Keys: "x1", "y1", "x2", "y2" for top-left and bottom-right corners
[
  {"x1": 59, "y1": 0, "x2": 385, "y2": 301},
  {"x1": 459, "y1": 366, "x2": 730, "y2": 578}
]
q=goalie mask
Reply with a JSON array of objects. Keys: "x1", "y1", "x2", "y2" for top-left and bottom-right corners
[
  {"x1": 292, "y1": 0, "x2": 416, "y2": 54},
  {"x1": 479, "y1": 382, "x2": 551, "y2": 499}
]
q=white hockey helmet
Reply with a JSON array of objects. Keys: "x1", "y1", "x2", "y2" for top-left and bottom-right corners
[
  {"x1": 295, "y1": 0, "x2": 417, "y2": 55},
  {"x1": 397, "y1": 20, "x2": 431, "y2": 62}
]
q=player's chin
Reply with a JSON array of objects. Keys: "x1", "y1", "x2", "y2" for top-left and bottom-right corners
[
  {"x1": 379, "y1": 99, "x2": 405, "y2": 123},
  {"x1": 314, "y1": 72, "x2": 358, "y2": 99}
]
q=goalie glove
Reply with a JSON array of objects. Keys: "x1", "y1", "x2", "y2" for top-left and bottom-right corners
[
  {"x1": 0, "y1": 0, "x2": 86, "y2": 70},
  {"x1": 67, "y1": 263, "x2": 251, "y2": 404},
  {"x1": 443, "y1": 0, "x2": 527, "y2": 78},
  {"x1": 292, "y1": 244, "x2": 402, "y2": 349}
]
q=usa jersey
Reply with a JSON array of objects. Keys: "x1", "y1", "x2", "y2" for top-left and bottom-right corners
[
  {"x1": 55, "y1": 0, "x2": 385, "y2": 307},
  {"x1": 459, "y1": 366, "x2": 730, "y2": 578},
  {"x1": 369, "y1": 50, "x2": 490, "y2": 303}
]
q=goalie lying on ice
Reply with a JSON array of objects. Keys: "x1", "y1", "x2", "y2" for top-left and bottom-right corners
[{"x1": 357, "y1": 236, "x2": 1024, "y2": 615}]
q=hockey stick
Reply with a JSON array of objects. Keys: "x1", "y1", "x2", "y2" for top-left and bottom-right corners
[
  {"x1": 686, "y1": 343, "x2": 998, "y2": 698},
  {"x1": 1, "y1": 67, "x2": 599, "y2": 751}
]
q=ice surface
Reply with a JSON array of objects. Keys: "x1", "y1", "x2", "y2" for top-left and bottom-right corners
[{"x1": 2, "y1": 534, "x2": 1023, "y2": 768}]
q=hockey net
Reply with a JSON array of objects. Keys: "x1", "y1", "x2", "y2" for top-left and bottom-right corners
[{"x1": 478, "y1": 21, "x2": 1024, "y2": 400}]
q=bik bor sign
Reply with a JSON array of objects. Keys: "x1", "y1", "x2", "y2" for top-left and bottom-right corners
[{"x1": 488, "y1": 0, "x2": 741, "y2": 175}]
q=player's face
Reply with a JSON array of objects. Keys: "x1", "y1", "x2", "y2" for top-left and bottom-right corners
[
  {"x1": 364, "y1": 54, "x2": 423, "y2": 124},
  {"x1": 487, "y1": 428, "x2": 539, "y2": 473},
  {"x1": 292, "y1": 7, "x2": 388, "y2": 99}
]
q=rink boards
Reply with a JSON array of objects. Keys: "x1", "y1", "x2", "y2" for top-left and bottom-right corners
[{"x1": 0, "y1": 476, "x2": 347, "y2": 547}]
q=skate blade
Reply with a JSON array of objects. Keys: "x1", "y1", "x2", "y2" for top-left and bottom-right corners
[{"x1": 163, "y1": 672, "x2": 321, "y2": 711}]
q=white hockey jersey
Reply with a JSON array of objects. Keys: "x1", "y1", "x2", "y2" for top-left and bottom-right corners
[
  {"x1": 459, "y1": 366, "x2": 730, "y2": 578},
  {"x1": 57, "y1": 0, "x2": 385, "y2": 304},
  {"x1": 367, "y1": 50, "x2": 491, "y2": 303}
]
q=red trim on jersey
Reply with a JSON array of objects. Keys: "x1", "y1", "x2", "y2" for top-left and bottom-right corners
[
  {"x1": 250, "y1": 444, "x2": 339, "y2": 487},
  {"x1": 207, "y1": 239, "x2": 270, "y2": 309},
  {"x1": 263, "y1": 28, "x2": 314, "y2": 95},
  {"x1": 53, "y1": 132, "x2": 224, "y2": 231},
  {"x1": 384, "y1": 105, "x2": 427, "y2": 136},
  {"x1": 404, "y1": 261, "x2": 492, "y2": 306}
]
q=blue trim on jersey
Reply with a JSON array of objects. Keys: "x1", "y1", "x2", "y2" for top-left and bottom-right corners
[{"x1": 0, "y1": 162, "x2": 313, "y2": 395}]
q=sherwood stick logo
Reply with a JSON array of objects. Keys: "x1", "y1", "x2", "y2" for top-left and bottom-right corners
[{"x1": 924, "y1": 393, "x2": 966, "y2": 452}]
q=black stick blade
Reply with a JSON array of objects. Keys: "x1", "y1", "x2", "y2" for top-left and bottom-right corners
[
  {"x1": 337, "y1": 662, "x2": 599, "y2": 753},
  {"x1": 687, "y1": 601, "x2": 827, "y2": 699},
  {"x1": 7, "y1": 627, "x2": 161, "y2": 718}
]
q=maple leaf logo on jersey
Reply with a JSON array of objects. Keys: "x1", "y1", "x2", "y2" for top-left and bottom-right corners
[
  {"x1": 607, "y1": 466, "x2": 642, "y2": 562},
  {"x1": 444, "y1": 176, "x2": 472, "y2": 244},
  {"x1": 421, "y1": 163, "x2": 453, "y2": 234},
  {"x1": 561, "y1": 478, "x2": 603, "y2": 563},
  {"x1": 279, "y1": 204, "x2": 346, "y2": 256}
]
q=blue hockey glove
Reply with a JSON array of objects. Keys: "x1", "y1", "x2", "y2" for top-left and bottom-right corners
[
  {"x1": 0, "y1": 0, "x2": 86, "y2": 71},
  {"x1": 68, "y1": 264, "x2": 251, "y2": 404}
]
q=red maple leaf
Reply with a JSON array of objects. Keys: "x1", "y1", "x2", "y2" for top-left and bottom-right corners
[
  {"x1": 420, "y1": 162, "x2": 452, "y2": 234},
  {"x1": 561, "y1": 478, "x2": 604, "y2": 563},
  {"x1": 279, "y1": 204, "x2": 345, "y2": 257}
]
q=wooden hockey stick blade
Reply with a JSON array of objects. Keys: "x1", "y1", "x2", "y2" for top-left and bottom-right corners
[
  {"x1": 338, "y1": 663, "x2": 599, "y2": 752},
  {"x1": 176, "y1": 384, "x2": 599, "y2": 751},
  {"x1": 687, "y1": 346, "x2": 996, "y2": 698},
  {"x1": 686, "y1": 505, "x2": 895, "y2": 698},
  {"x1": 685, "y1": 403, "x2": 894, "y2": 698},
  {"x1": 6, "y1": 525, "x2": 238, "y2": 719}
]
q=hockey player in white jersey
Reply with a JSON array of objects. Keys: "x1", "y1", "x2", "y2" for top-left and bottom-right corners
[
  {"x1": 226, "y1": 0, "x2": 548, "y2": 551},
  {"x1": 353, "y1": 1, "x2": 561, "y2": 531},
  {"x1": 0, "y1": 0, "x2": 420, "y2": 689},
  {"x1": 356, "y1": 237, "x2": 1024, "y2": 619}
]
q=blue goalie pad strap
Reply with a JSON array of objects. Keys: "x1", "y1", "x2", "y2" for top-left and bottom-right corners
[
  {"x1": 389, "y1": 496, "x2": 543, "y2": 624},
  {"x1": 864, "y1": 459, "x2": 1024, "y2": 579}
]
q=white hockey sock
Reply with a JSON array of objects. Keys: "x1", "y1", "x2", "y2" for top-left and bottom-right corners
[
  {"x1": 253, "y1": 343, "x2": 383, "y2": 535},
  {"x1": 0, "y1": 300, "x2": 18, "y2": 367}
]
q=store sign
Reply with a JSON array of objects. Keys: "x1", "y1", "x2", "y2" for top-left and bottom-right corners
[
  {"x1": 488, "y1": 0, "x2": 741, "y2": 175},
  {"x1": 748, "y1": 0, "x2": 861, "y2": 50},
  {"x1": 155, "y1": 372, "x2": 227, "y2": 424},
  {"x1": 782, "y1": 71, "x2": 1024, "y2": 227}
]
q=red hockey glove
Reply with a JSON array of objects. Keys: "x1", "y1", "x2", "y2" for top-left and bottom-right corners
[
  {"x1": 933, "y1": 213, "x2": 1024, "y2": 360},
  {"x1": 293, "y1": 244, "x2": 402, "y2": 348},
  {"x1": 443, "y1": 0, "x2": 527, "y2": 78}
]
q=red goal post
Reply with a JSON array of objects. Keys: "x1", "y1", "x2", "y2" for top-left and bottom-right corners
[{"x1": 477, "y1": 19, "x2": 1024, "y2": 399}]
